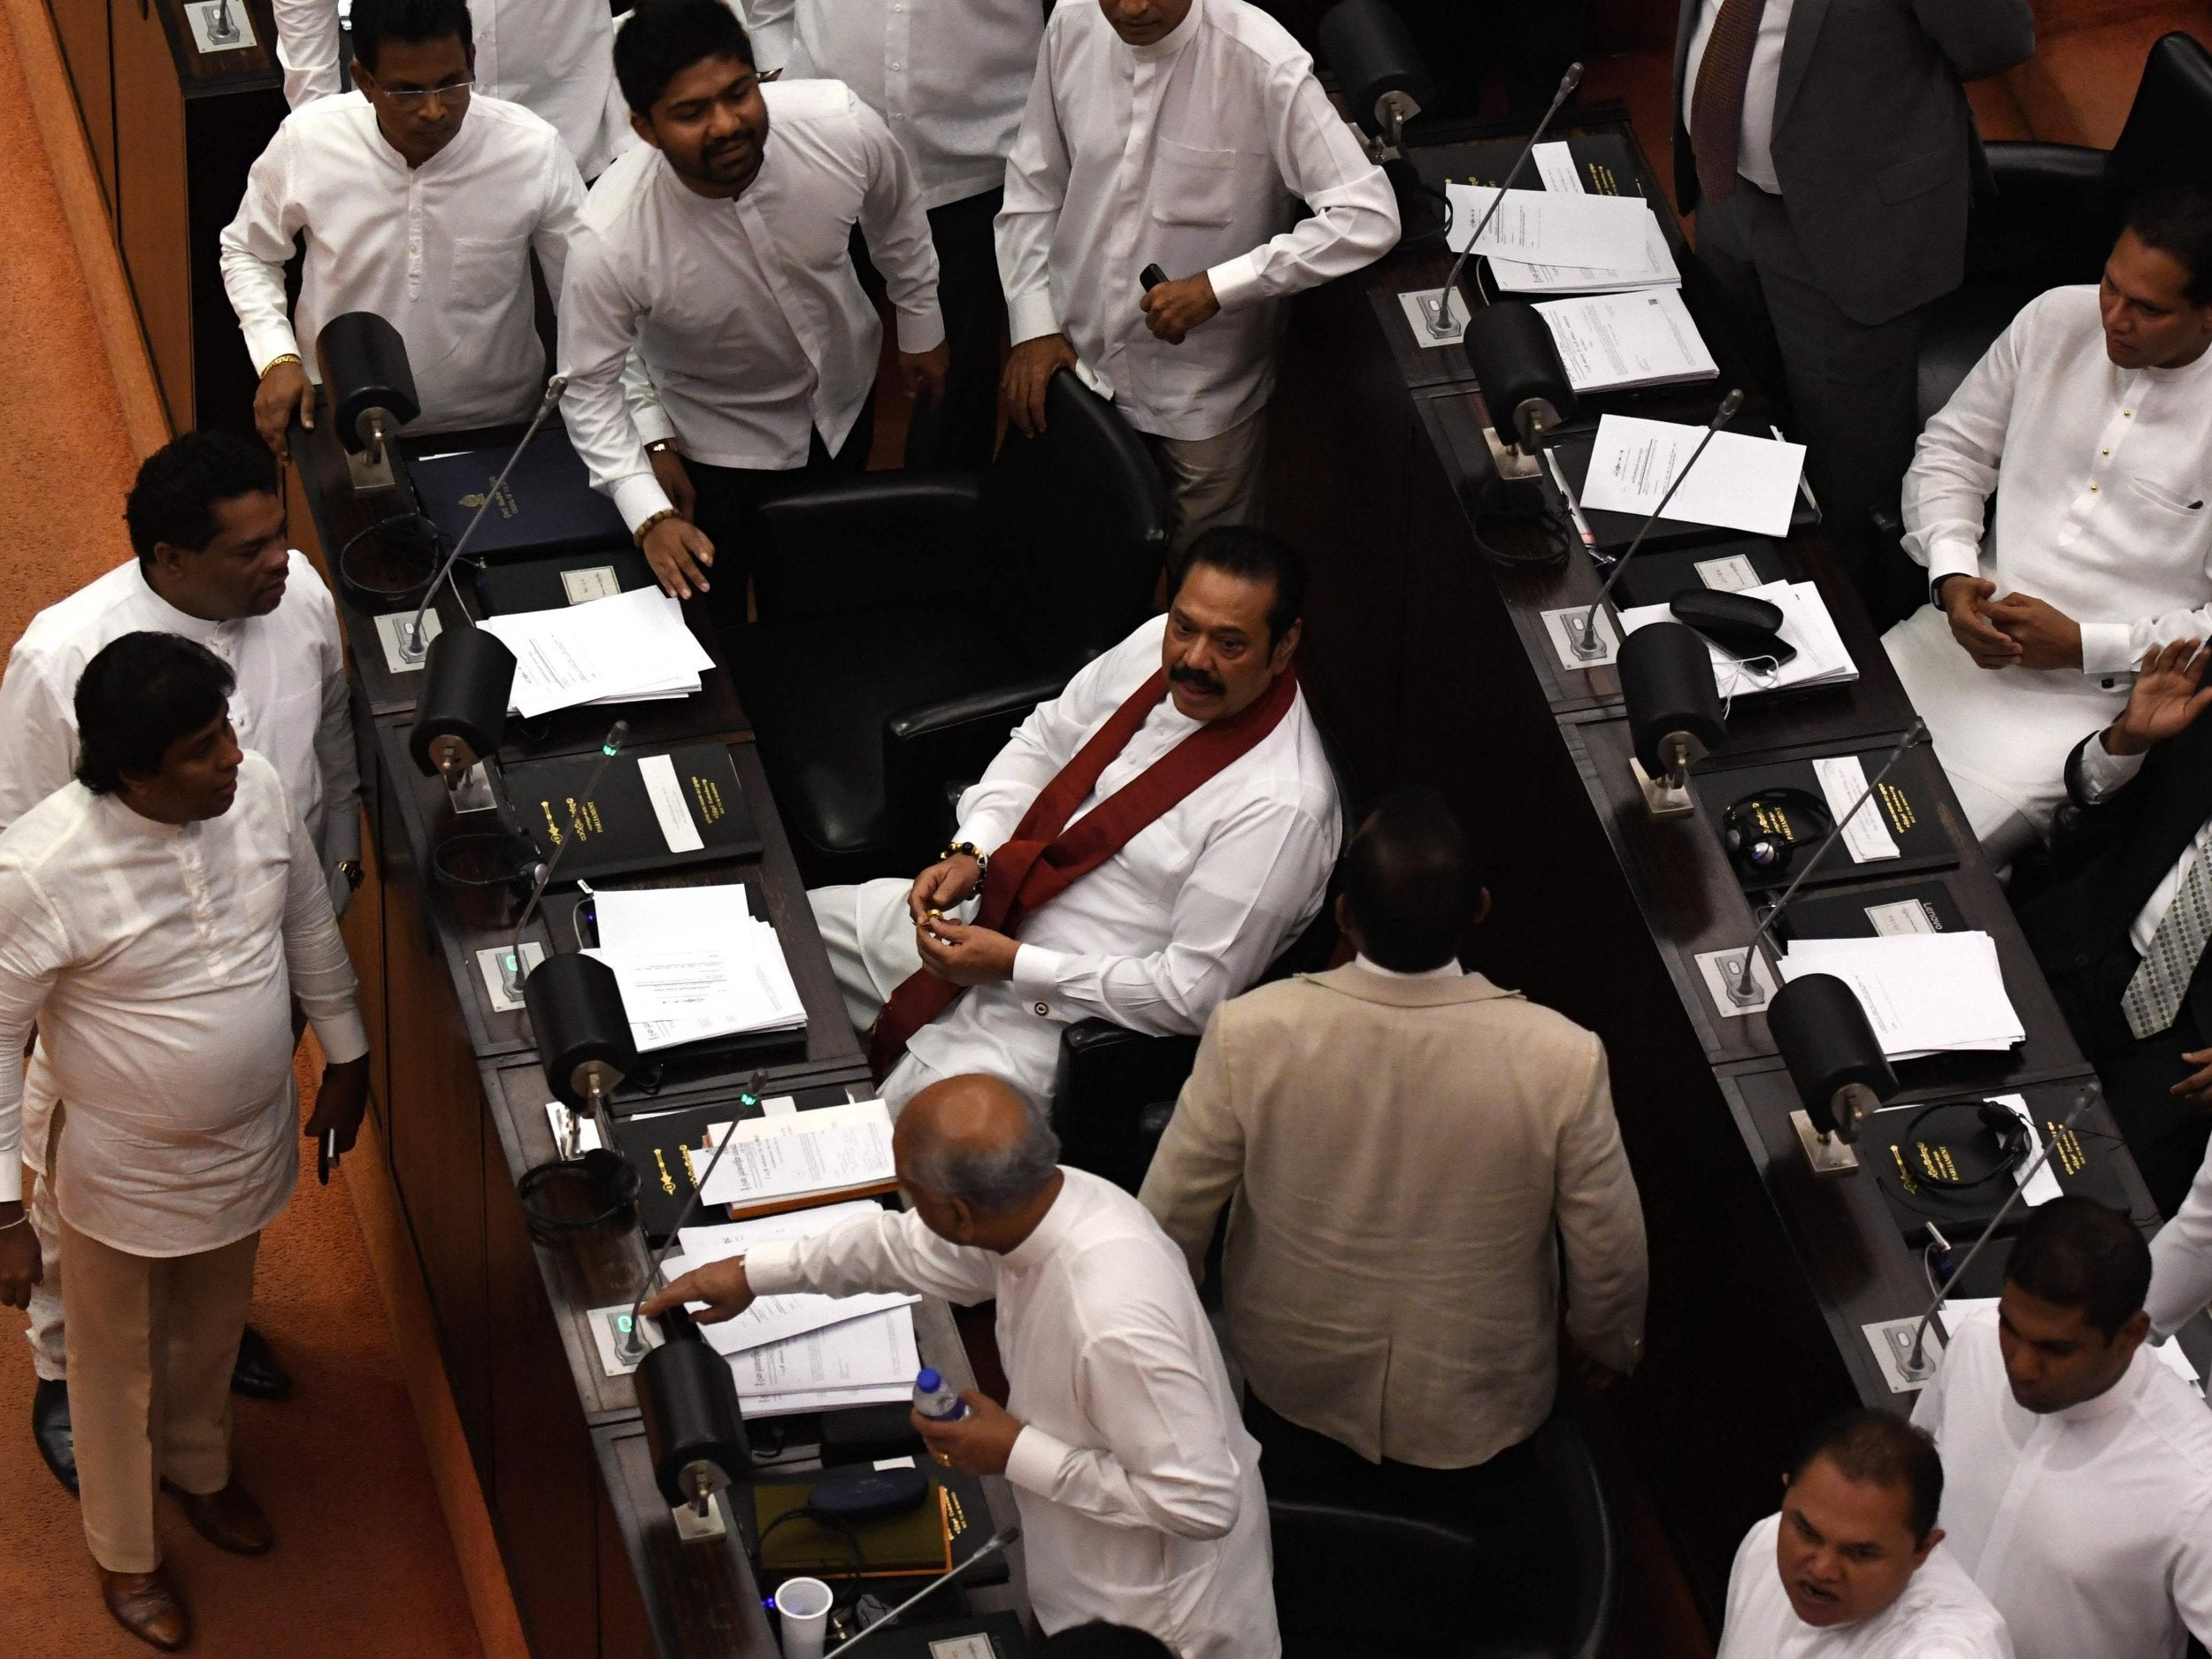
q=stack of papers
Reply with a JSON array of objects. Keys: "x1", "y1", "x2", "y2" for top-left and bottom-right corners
[
  {"x1": 673, "y1": 1202, "x2": 920, "y2": 1353},
  {"x1": 585, "y1": 883, "x2": 805, "y2": 1051},
  {"x1": 1534, "y1": 290, "x2": 1716, "y2": 393},
  {"x1": 697, "y1": 1099, "x2": 898, "y2": 1212},
  {"x1": 1445, "y1": 182, "x2": 1656, "y2": 270},
  {"x1": 1578, "y1": 414, "x2": 1808, "y2": 538},
  {"x1": 1621, "y1": 579, "x2": 1857, "y2": 698},
  {"x1": 479, "y1": 586, "x2": 714, "y2": 718},
  {"x1": 1488, "y1": 142, "x2": 1684, "y2": 295},
  {"x1": 1778, "y1": 933, "x2": 2025, "y2": 1060}
]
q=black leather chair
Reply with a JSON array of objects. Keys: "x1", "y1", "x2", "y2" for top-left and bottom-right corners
[
  {"x1": 1917, "y1": 32, "x2": 2212, "y2": 426},
  {"x1": 1049, "y1": 726, "x2": 1363, "y2": 1194},
  {"x1": 1268, "y1": 1409, "x2": 1622, "y2": 1659},
  {"x1": 733, "y1": 371, "x2": 1173, "y2": 886}
]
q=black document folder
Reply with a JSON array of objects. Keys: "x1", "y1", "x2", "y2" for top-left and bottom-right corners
[
  {"x1": 1611, "y1": 536, "x2": 1789, "y2": 610},
  {"x1": 612, "y1": 1084, "x2": 868, "y2": 1233},
  {"x1": 1694, "y1": 743, "x2": 1958, "y2": 895},
  {"x1": 409, "y1": 428, "x2": 630, "y2": 561},
  {"x1": 501, "y1": 741, "x2": 759, "y2": 881},
  {"x1": 472, "y1": 548, "x2": 657, "y2": 617},
  {"x1": 1412, "y1": 130, "x2": 1648, "y2": 199},
  {"x1": 1868, "y1": 1094, "x2": 2135, "y2": 1243}
]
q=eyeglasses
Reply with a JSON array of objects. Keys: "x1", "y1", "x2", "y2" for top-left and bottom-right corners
[{"x1": 377, "y1": 78, "x2": 475, "y2": 105}]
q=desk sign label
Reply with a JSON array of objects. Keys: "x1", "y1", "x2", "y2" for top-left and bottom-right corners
[{"x1": 638, "y1": 755, "x2": 706, "y2": 853}]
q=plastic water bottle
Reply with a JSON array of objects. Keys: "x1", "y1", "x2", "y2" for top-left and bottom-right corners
[{"x1": 913, "y1": 1367, "x2": 967, "y2": 1422}]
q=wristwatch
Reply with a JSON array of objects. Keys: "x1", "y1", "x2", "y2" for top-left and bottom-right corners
[{"x1": 336, "y1": 859, "x2": 365, "y2": 892}]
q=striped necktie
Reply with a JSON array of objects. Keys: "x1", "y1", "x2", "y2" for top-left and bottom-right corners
[
  {"x1": 2123, "y1": 850, "x2": 2212, "y2": 1039},
  {"x1": 1689, "y1": 0, "x2": 1770, "y2": 207}
]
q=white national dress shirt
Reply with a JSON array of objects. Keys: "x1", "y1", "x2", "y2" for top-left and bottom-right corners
[
  {"x1": 744, "y1": 0, "x2": 1043, "y2": 210},
  {"x1": 560, "y1": 80, "x2": 943, "y2": 533},
  {"x1": 0, "y1": 755, "x2": 367, "y2": 1255},
  {"x1": 2148, "y1": 1145, "x2": 2212, "y2": 1337},
  {"x1": 1679, "y1": 0, "x2": 1797, "y2": 196},
  {"x1": 1911, "y1": 1306, "x2": 2212, "y2": 1659},
  {"x1": 1716, "y1": 1512, "x2": 2013, "y2": 1659},
  {"x1": 744, "y1": 1168, "x2": 1279, "y2": 1659},
  {"x1": 919, "y1": 611, "x2": 1340, "y2": 1106},
  {"x1": 995, "y1": 0, "x2": 1399, "y2": 442},
  {"x1": 267, "y1": 0, "x2": 632, "y2": 177},
  {"x1": 221, "y1": 91, "x2": 587, "y2": 434},
  {"x1": 1884, "y1": 287, "x2": 2212, "y2": 832}
]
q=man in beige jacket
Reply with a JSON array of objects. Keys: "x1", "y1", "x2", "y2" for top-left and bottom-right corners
[{"x1": 1140, "y1": 787, "x2": 1647, "y2": 1515}]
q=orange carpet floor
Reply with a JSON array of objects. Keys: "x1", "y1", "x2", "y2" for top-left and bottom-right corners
[{"x1": 0, "y1": 4, "x2": 494, "y2": 1655}]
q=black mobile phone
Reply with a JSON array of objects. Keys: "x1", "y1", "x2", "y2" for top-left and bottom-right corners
[{"x1": 1140, "y1": 263, "x2": 1168, "y2": 291}]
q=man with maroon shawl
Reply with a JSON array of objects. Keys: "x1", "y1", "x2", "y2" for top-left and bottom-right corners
[{"x1": 809, "y1": 526, "x2": 1340, "y2": 1110}]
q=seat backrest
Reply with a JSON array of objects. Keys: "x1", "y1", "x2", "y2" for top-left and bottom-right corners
[
  {"x1": 978, "y1": 370, "x2": 1174, "y2": 670},
  {"x1": 2108, "y1": 33, "x2": 2212, "y2": 203}
]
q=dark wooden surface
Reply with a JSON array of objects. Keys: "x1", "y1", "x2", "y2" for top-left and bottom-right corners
[{"x1": 1266, "y1": 110, "x2": 2212, "y2": 1622}]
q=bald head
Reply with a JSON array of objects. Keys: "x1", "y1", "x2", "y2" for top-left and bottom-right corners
[{"x1": 895, "y1": 1075, "x2": 1064, "y2": 1248}]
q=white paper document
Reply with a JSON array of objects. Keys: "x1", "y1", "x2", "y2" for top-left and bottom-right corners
[
  {"x1": 1578, "y1": 414, "x2": 1808, "y2": 537},
  {"x1": 479, "y1": 586, "x2": 714, "y2": 718},
  {"x1": 664, "y1": 1203, "x2": 920, "y2": 1355},
  {"x1": 587, "y1": 882, "x2": 805, "y2": 1051},
  {"x1": 697, "y1": 1100, "x2": 897, "y2": 1208},
  {"x1": 1778, "y1": 933, "x2": 2024, "y2": 1060},
  {"x1": 1812, "y1": 755, "x2": 1903, "y2": 863},
  {"x1": 1532, "y1": 142, "x2": 1583, "y2": 194},
  {"x1": 1493, "y1": 218, "x2": 1681, "y2": 295},
  {"x1": 1444, "y1": 183, "x2": 1655, "y2": 268},
  {"x1": 1620, "y1": 580, "x2": 1857, "y2": 699},
  {"x1": 1534, "y1": 289, "x2": 1714, "y2": 393}
]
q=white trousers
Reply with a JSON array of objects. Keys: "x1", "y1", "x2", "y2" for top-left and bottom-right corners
[{"x1": 809, "y1": 879, "x2": 956, "y2": 1114}]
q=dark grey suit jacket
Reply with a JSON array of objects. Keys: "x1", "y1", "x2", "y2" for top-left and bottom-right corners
[{"x1": 1672, "y1": 0, "x2": 2034, "y2": 324}]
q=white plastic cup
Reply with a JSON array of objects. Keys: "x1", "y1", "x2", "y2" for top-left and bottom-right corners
[{"x1": 773, "y1": 1576, "x2": 834, "y2": 1659}]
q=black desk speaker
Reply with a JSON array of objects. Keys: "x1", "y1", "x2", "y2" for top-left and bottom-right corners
[
  {"x1": 315, "y1": 310, "x2": 419, "y2": 453},
  {"x1": 1318, "y1": 0, "x2": 1435, "y2": 138},
  {"x1": 1462, "y1": 299, "x2": 1576, "y2": 444},
  {"x1": 1770, "y1": 972, "x2": 1896, "y2": 1139},
  {"x1": 637, "y1": 1314, "x2": 751, "y2": 1506},
  {"x1": 408, "y1": 626, "x2": 515, "y2": 779},
  {"x1": 524, "y1": 950, "x2": 636, "y2": 1110},
  {"x1": 1619, "y1": 620, "x2": 1724, "y2": 778}
]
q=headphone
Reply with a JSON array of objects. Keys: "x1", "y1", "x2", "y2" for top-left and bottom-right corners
[
  {"x1": 1899, "y1": 1099, "x2": 2032, "y2": 1190},
  {"x1": 1723, "y1": 787, "x2": 1835, "y2": 877}
]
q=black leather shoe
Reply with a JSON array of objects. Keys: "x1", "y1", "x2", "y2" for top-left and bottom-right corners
[
  {"x1": 229, "y1": 1325, "x2": 292, "y2": 1401},
  {"x1": 33, "y1": 1377, "x2": 78, "y2": 1494}
]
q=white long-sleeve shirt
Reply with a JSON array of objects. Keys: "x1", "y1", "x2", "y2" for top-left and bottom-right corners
[
  {"x1": 2148, "y1": 1146, "x2": 2212, "y2": 1337},
  {"x1": 916, "y1": 611, "x2": 1337, "y2": 1103},
  {"x1": 744, "y1": 1169, "x2": 1279, "y2": 1658},
  {"x1": 744, "y1": 0, "x2": 1042, "y2": 211},
  {"x1": 559, "y1": 79, "x2": 943, "y2": 533},
  {"x1": 0, "y1": 755, "x2": 367, "y2": 1254},
  {"x1": 1911, "y1": 1306, "x2": 2212, "y2": 1659},
  {"x1": 268, "y1": 0, "x2": 631, "y2": 177},
  {"x1": 1885, "y1": 287, "x2": 2212, "y2": 831},
  {"x1": 1716, "y1": 1512, "x2": 2012, "y2": 1659},
  {"x1": 221, "y1": 92, "x2": 586, "y2": 434},
  {"x1": 1679, "y1": 0, "x2": 1796, "y2": 195},
  {"x1": 994, "y1": 0, "x2": 1399, "y2": 442}
]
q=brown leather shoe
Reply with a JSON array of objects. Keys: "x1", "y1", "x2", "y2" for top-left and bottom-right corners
[
  {"x1": 161, "y1": 1478, "x2": 273, "y2": 1555},
  {"x1": 99, "y1": 1565, "x2": 190, "y2": 1651}
]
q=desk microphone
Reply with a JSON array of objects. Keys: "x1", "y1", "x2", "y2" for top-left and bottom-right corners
[
  {"x1": 399, "y1": 372, "x2": 571, "y2": 664},
  {"x1": 502, "y1": 718, "x2": 629, "y2": 1001},
  {"x1": 814, "y1": 1526, "x2": 1024, "y2": 1659},
  {"x1": 611, "y1": 1069, "x2": 762, "y2": 1363},
  {"x1": 1894, "y1": 1082, "x2": 2101, "y2": 1380},
  {"x1": 1423, "y1": 60, "x2": 1584, "y2": 340},
  {"x1": 1567, "y1": 388, "x2": 1744, "y2": 660},
  {"x1": 1719, "y1": 718, "x2": 1927, "y2": 1007}
]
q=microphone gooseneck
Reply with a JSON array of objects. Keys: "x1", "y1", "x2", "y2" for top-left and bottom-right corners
[
  {"x1": 1425, "y1": 61, "x2": 1584, "y2": 339},
  {"x1": 401, "y1": 373, "x2": 572, "y2": 661},
  {"x1": 1571, "y1": 388, "x2": 1746, "y2": 659},
  {"x1": 503, "y1": 718, "x2": 630, "y2": 998},
  {"x1": 616, "y1": 1071, "x2": 764, "y2": 1362},
  {"x1": 1724, "y1": 718, "x2": 1928, "y2": 1004}
]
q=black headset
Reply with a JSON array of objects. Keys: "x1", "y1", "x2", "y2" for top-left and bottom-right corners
[
  {"x1": 1723, "y1": 787, "x2": 1835, "y2": 877},
  {"x1": 1899, "y1": 1099, "x2": 2032, "y2": 1190}
]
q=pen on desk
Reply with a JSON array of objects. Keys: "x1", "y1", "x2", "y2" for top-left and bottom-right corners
[
  {"x1": 1542, "y1": 446, "x2": 1601, "y2": 557},
  {"x1": 1772, "y1": 423, "x2": 1821, "y2": 516}
]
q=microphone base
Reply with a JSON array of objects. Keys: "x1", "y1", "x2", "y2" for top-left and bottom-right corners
[
  {"x1": 1694, "y1": 947, "x2": 1776, "y2": 1016},
  {"x1": 1861, "y1": 1316, "x2": 1947, "y2": 1394},
  {"x1": 344, "y1": 446, "x2": 402, "y2": 495},
  {"x1": 1791, "y1": 1110, "x2": 1861, "y2": 1176},
  {"x1": 1540, "y1": 605, "x2": 1619, "y2": 669},
  {"x1": 1630, "y1": 757, "x2": 1696, "y2": 821},
  {"x1": 444, "y1": 760, "x2": 500, "y2": 816},
  {"x1": 1395, "y1": 288, "x2": 1469, "y2": 346}
]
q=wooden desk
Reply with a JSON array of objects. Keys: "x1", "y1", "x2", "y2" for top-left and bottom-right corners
[
  {"x1": 301, "y1": 418, "x2": 1025, "y2": 1655},
  {"x1": 45, "y1": 0, "x2": 286, "y2": 434},
  {"x1": 1268, "y1": 109, "x2": 2211, "y2": 1619}
]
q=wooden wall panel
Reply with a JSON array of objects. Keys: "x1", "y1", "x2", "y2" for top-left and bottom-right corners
[
  {"x1": 45, "y1": 0, "x2": 114, "y2": 213},
  {"x1": 108, "y1": 0, "x2": 190, "y2": 429}
]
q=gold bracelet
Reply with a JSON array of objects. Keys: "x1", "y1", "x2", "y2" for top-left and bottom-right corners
[
  {"x1": 632, "y1": 508, "x2": 679, "y2": 547},
  {"x1": 260, "y1": 352, "x2": 303, "y2": 378}
]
